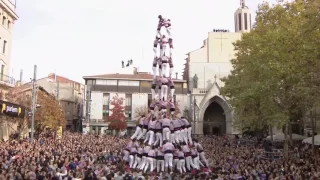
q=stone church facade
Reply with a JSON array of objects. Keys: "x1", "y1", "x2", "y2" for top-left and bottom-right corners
[{"x1": 183, "y1": 2, "x2": 252, "y2": 135}]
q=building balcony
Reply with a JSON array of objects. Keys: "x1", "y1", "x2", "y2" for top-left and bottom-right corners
[{"x1": 0, "y1": 74, "x2": 15, "y2": 87}]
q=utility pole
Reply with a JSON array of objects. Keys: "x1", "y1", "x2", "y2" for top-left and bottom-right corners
[
  {"x1": 56, "y1": 81, "x2": 60, "y2": 128},
  {"x1": 85, "y1": 89, "x2": 91, "y2": 132},
  {"x1": 56, "y1": 81, "x2": 60, "y2": 100},
  {"x1": 30, "y1": 65, "x2": 37, "y2": 143},
  {"x1": 193, "y1": 96, "x2": 196, "y2": 134}
]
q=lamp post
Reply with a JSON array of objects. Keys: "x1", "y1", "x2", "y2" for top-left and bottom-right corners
[
  {"x1": 30, "y1": 65, "x2": 37, "y2": 143},
  {"x1": 85, "y1": 89, "x2": 92, "y2": 133}
]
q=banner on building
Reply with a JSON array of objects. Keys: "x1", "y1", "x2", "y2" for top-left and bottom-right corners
[
  {"x1": 57, "y1": 126, "x2": 62, "y2": 139},
  {"x1": 0, "y1": 100, "x2": 25, "y2": 118}
]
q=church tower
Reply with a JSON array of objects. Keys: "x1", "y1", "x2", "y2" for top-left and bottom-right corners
[{"x1": 234, "y1": 0, "x2": 252, "y2": 33}]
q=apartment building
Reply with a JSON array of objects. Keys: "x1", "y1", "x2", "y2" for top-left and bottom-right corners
[{"x1": 82, "y1": 68, "x2": 189, "y2": 135}]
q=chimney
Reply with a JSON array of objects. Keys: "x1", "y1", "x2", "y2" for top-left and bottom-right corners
[
  {"x1": 175, "y1": 72, "x2": 178, "y2": 79},
  {"x1": 19, "y1": 69, "x2": 23, "y2": 82},
  {"x1": 15, "y1": 69, "x2": 23, "y2": 87}
]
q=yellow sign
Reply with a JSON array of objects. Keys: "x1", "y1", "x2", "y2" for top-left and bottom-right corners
[{"x1": 57, "y1": 126, "x2": 62, "y2": 139}]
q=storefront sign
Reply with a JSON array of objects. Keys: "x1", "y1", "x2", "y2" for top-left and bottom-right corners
[{"x1": 0, "y1": 100, "x2": 25, "y2": 118}]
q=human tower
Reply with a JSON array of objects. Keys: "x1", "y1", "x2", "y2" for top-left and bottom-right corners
[{"x1": 123, "y1": 15, "x2": 209, "y2": 173}]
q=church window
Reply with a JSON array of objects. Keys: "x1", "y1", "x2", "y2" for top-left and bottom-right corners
[
  {"x1": 249, "y1": 14, "x2": 252, "y2": 29},
  {"x1": 2, "y1": 16, "x2": 5, "y2": 26},
  {"x1": 244, "y1": 13, "x2": 248, "y2": 30},
  {"x1": 238, "y1": 13, "x2": 242, "y2": 31}
]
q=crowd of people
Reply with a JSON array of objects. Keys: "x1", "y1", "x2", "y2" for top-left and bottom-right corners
[{"x1": 0, "y1": 130, "x2": 319, "y2": 179}]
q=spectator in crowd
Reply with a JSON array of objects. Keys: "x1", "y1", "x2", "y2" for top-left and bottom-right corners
[{"x1": 1, "y1": 130, "x2": 319, "y2": 180}]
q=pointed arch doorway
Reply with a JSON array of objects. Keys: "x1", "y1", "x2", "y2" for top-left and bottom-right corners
[
  {"x1": 199, "y1": 96, "x2": 232, "y2": 135},
  {"x1": 203, "y1": 101, "x2": 226, "y2": 135}
]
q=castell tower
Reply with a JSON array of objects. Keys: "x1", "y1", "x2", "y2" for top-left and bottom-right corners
[{"x1": 234, "y1": 0, "x2": 252, "y2": 33}]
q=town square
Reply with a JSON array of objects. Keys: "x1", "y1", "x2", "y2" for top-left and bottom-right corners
[{"x1": 0, "y1": 0, "x2": 319, "y2": 179}]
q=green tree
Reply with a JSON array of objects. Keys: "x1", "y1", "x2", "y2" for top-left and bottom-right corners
[{"x1": 221, "y1": 0, "x2": 320, "y2": 160}]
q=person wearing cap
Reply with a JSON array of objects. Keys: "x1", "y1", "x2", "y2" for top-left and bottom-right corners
[
  {"x1": 156, "y1": 146, "x2": 165, "y2": 173},
  {"x1": 193, "y1": 139, "x2": 209, "y2": 167},
  {"x1": 131, "y1": 115, "x2": 145, "y2": 140},
  {"x1": 153, "y1": 119, "x2": 163, "y2": 147},
  {"x1": 162, "y1": 140, "x2": 174, "y2": 172}
]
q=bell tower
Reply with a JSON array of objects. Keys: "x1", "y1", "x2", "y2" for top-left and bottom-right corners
[{"x1": 234, "y1": 0, "x2": 252, "y2": 33}]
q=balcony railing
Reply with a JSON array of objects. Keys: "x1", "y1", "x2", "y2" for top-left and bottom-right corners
[{"x1": 0, "y1": 74, "x2": 15, "y2": 87}]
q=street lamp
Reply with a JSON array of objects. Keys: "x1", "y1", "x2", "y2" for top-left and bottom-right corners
[{"x1": 30, "y1": 65, "x2": 37, "y2": 143}]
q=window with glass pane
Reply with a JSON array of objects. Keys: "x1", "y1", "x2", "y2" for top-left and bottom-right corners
[
  {"x1": 126, "y1": 111, "x2": 132, "y2": 120},
  {"x1": 125, "y1": 94, "x2": 132, "y2": 106},
  {"x1": 96, "y1": 79, "x2": 107, "y2": 85},
  {"x1": 103, "y1": 110, "x2": 109, "y2": 120},
  {"x1": 103, "y1": 93, "x2": 110, "y2": 105},
  {"x1": 86, "y1": 80, "x2": 92, "y2": 85}
]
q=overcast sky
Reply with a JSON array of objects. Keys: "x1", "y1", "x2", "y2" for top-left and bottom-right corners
[{"x1": 11, "y1": 0, "x2": 277, "y2": 83}]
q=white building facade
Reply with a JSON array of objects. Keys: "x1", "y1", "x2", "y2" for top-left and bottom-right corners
[
  {"x1": 0, "y1": 0, "x2": 17, "y2": 83},
  {"x1": 83, "y1": 69, "x2": 188, "y2": 135},
  {"x1": 0, "y1": 0, "x2": 18, "y2": 141},
  {"x1": 183, "y1": 2, "x2": 252, "y2": 135}
]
